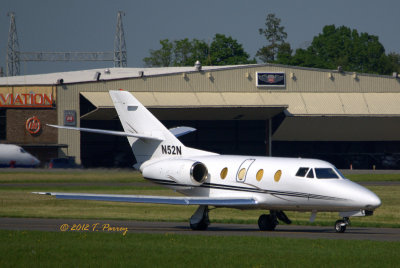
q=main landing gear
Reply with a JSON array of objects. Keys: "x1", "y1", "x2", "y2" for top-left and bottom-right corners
[
  {"x1": 190, "y1": 205, "x2": 210, "y2": 230},
  {"x1": 335, "y1": 217, "x2": 350, "y2": 233},
  {"x1": 189, "y1": 207, "x2": 353, "y2": 233},
  {"x1": 258, "y1": 210, "x2": 292, "y2": 231},
  {"x1": 189, "y1": 207, "x2": 293, "y2": 231}
]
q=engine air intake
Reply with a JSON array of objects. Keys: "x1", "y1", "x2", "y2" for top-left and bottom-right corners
[{"x1": 191, "y1": 162, "x2": 208, "y2": 183}]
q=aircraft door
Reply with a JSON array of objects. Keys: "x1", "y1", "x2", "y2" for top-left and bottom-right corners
[{"x1": 236, "y1": 159, "x2": 255, "y2": 183}]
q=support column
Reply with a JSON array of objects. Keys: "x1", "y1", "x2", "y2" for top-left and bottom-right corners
[{"x1": 266, "y1": 119, "x2": 272, "y2": 156}]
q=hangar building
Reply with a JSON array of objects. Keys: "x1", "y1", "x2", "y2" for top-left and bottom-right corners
[{"x1": 1, "y1": 63, "x2": 400, "y2": 169}]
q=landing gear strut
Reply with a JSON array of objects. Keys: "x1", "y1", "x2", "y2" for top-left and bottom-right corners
[
  {"x1": 190, "y1": 205, "x2": 210, "y2": 230},
  {"x1": 258, "y1": 210, "x2": 292, "y2": 231},
  {"x1": 335, "y1": 217, "x2": 350, "y2": 233}
]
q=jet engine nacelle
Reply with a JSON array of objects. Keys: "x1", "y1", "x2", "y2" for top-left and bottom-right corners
[{"x1": 142, "y1": 159, "x2": 208, "y2": 186}]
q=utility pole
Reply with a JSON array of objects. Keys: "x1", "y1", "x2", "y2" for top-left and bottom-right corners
[
  {"x1": 114, "y1": 11, "x2": 127, "y2": 67},
  {"x1": 5, "y1": 11, "x2": 128, "y2": 76},
  {"x1": 6, "y1": 12, "x2": 20, "y2": 76}
]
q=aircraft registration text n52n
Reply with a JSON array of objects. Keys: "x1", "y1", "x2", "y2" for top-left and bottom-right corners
[{"x1": 161, "y1": 145, "x2": 182, "y2": 155}]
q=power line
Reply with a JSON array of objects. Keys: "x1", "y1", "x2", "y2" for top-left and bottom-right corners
[{"x1": 6, "y1": 11, "x2": 127, "y2": 76}]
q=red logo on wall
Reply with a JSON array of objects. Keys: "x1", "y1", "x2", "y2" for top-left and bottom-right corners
[
  {"x1": 26, "y1": 116, "x2": 41, "y2": 134},
  {"x1": 65, "y1": 114, "x2": 74, "y2": 123}
]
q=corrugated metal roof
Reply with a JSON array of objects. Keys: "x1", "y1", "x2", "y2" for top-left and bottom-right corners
[
  {"x1": 274, "y1": 92, "x2": 400, "y2": 116},
  {"x1": 80, "y1": 91, "x2": 288, "y2": 108},
  {"x1": 337, "y1": 93, "x2": 369, "y2": 114},
  {"x1": 79, "y1": 91, "x2": 287, "y2": 120},
  {"x1": 273, "y1": 116, "x2": 400, "y2": 141},
  {"x1": 80, "y1": 91, "x2": 400, "y2": 117},
  {"x1": 364, "y1": 93, "x2": 400, "y2": 115},
  {"x1": 80, "y1": 92, "x2": 113, "y2": 107},
  {"x1": 0, "y1": 65, "x2": 243, "y2": 86}
]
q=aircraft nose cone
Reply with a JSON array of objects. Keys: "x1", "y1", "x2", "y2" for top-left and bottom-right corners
[
  {"x1": 366, "y1": 192, "x2": 381, "y2": 210},
  {"x1": 347, "y1": 181, "x2": 382, "y2": 210},
  {"x1": 32, "y1": 157, "x2": 40, "y2": 167}
]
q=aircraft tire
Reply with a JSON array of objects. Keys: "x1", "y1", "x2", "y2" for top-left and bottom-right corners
[
  {"x1": 190, "y1": 220, "x2": 208, "y2": 231},
  {"x1": 335, "y1": 220, "x2": 347, "y2": 233},
  {"x1": 258, "y1": 214, "x2": 277, "y2": 231}
]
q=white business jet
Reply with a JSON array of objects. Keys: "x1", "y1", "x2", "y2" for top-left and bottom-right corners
[
  {"x1": 0, "y1": 144, "x2": 40, "y2": 168},
  {"x1": 35, "y1": 90, "x2": 381, "y2": 233}
]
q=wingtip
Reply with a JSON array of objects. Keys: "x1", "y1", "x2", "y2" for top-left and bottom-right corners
[{"x1": 32, "y1": 192, "x2": 52, "y2": 195}]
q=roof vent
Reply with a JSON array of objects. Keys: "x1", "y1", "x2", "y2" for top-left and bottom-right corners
[
  {"x1": 94, "y1": 72, "x2": 101, "y2": 81},
  {"x1": 195, "y1": 60, "x2": 202, "y2": 71},
  {"x1": 393, "y1": 72, "x2": 398, "y2": 78}
]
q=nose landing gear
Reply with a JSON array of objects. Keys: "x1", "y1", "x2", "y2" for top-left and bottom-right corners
[{"x1": 335, "y1": 217, "x2": 350, "y2": 233}]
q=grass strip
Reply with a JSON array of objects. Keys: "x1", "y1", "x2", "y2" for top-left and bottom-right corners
[
  {"x1": 1, "y1": 230, "x2": 399, "y2": 267},
  {"x1": 0, "y1": 170, "x2": 143, "y2": 183},
  {"x1": 345, "y1": 173, "x2": 400, "y2": 182}
]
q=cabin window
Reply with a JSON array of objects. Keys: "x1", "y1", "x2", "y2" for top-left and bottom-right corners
[
  {"x1": 220, "y1": 167, "x2": 228, "y2": 179},
  {"x1": 256, "y1": 169, "x2": 264, "y2": 181},
  {"x1": 306, "y1": 169, "x2": 314, "y2": 178},
  {"x1": 238, "y1": 168, "x2": 246, "y2": 180},
  {"x1": 274, "y1": 170, "x2": 282, "y2": 182},
  {"x1": 315, "y1": 168, "x2": 339, "y2": 179},
  {"x1": 295, "y1": 167, "x2": 309, "y2": 177}
]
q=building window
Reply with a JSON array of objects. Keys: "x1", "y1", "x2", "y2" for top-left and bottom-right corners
[{"x1": 0, "y1": 109, "x2": 6, "y2": 140}]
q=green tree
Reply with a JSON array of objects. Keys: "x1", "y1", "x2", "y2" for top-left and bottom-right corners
[
  {"x1": 257, "y1": 13, "x2": 290, "y2": 63},
  {"x1": 275, "y1": 42, "x2": 293, "y2": 65},
  {"x1": 143, "y1": 34, "x2": 254, "y2": 67},
  {"x1": 143, "y1": 39, "x2": 173, "y2": 67},
  {"x1": 190, "y1": 39, "x2": 211, "y2": 65},
  {"x1": 173, "y1": 38, "x2": 210, "y2": 66},
  {"x1": 209, "y1": 34, "x2": 255, "y2": 65},
  {"x1": 290, "y1": 25, "x2": 394, "y2": 75},
  {"x1": 388, "y1": 52, "x2": 400, "y2": 73}
]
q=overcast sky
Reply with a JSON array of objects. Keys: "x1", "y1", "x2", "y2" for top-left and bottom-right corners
[{"x1": 1, "y1": 0, "x2": 399, "y2": 75}]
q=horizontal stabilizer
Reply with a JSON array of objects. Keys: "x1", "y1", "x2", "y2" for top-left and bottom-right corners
[
  {"x1": 47, "y1": 124, "x2": 164, "y2": 141},
  {"x1": 169, "y1": 126, "x2": 196, "y2": 137},
  {"x1": 33, "y1": 192, "x2": 257, "y2": 206}
]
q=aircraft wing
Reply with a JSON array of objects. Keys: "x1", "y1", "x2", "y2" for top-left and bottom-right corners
[
  {"x1": 47, "y1": 124, "x2": 164, "y2": 141},
  {"x1": 33, "y1": 192, "x2": 257, "y2": 206}
]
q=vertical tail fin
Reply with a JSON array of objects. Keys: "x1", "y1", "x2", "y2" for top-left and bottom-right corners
[{"x1": 109, "y1": 90, "x2": 185, "y2": 166}]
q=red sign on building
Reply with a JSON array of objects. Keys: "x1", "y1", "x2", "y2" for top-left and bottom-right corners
[
  {"x1": 0, "y1": 93, "x2": 53, "y2": 108},
  {"x1": 26, "y1": 116, "x2": 41, "y2": 134}
]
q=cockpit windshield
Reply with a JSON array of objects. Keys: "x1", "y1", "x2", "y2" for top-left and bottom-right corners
[
  {"x1": 20, "y1": 148, "x2": 27, "y2": 153},
  {"x1": 296, "y1": 167, "x2": 342, "y2": 179},
  {"x1": 333, "y1": 167, "x2": 345, "y2": 179},
  {"x1": 295, "y1": 167, "x2": 309, "y2": 177},
  {"x1": 314, "y1": 168, "x2": 339, "y2": 179}
]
